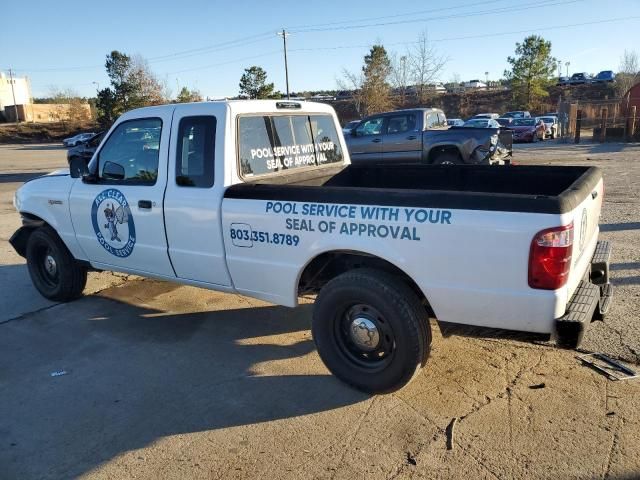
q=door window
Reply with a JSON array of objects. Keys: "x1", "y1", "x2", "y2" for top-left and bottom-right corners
[
  {"x1": 355, "y1": 117, "x2": 384, "y2": 136},
  {"x1": 176, "y1": 116, "x2": 216, "y2": 187},
  {"x1": 97, "y1": 118, "x2": 162, "y2": 185},
  {"x1": 385, "y1": 114, "x2": 416, "y2": 134}
]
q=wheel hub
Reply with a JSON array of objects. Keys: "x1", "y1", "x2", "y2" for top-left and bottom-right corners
[
  {"x1": 348, "y1": 317, "x2": 380, "y2": 351},
  {"x1": 44, "y1": 254, "x2": 57, "y2": 276}
]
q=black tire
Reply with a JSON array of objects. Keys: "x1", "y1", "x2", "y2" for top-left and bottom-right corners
[
  {"x1": 312, "y1": 268, "x2": 431, "y2": 393},
  {"x1": 26, "y1": 226, "x2": 87, "y2": 302},
  {"x1": 432, "y1": 152, "x2": 462, "y2": 165}
]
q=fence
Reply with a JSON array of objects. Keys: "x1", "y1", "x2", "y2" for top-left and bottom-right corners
[{"x1": 557, "y1": 97, "x2": 640, "y2": 143}]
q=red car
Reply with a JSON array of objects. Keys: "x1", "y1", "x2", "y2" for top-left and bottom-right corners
[{"x1": 511, "y1": 118, "x2": 545, "y2": 143}]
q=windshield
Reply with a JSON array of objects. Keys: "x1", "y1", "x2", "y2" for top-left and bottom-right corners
[
  {"x1": 540, "y1": 117, "x2": 555, "y2": 123},
  {"x1": 238, "y1": 114, "x2": 344, "y2": 177},
  {"x1": 513, "y1": 119, "x2": 535, "y2": 126}
]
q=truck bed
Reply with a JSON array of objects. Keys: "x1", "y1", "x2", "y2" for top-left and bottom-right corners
[{"x1": 226, "y1": 164, "x2": 601, "y2": 214}]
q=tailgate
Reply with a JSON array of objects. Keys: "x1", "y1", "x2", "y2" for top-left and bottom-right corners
[{"x1": 566, "y1": 176, "x2": 604, "y2": 297}]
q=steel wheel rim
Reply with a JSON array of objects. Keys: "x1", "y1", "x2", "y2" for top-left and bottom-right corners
[
  {"x1": 34, "y1": 244, "x2": 59, "y2": 289},
  {"x1": 334, "y1": 303, "x2": 395, "y2": 370}
]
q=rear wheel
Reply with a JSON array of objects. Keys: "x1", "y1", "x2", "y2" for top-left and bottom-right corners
[
  {"x1": 432, "y1": 152, "x2": 462, "y2": 165},
  {"x1": 312, "y1": 269, "x2": 431, "y2": 393},
  {"x1": 26, "y1": 227, "x2": 87, "y2": 301}
]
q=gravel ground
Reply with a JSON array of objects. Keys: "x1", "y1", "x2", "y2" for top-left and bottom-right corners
[{"x1": 0, "y1": 141, "x2": 639, "y2": 480}]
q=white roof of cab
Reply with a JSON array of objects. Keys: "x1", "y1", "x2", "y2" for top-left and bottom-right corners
[{"x1": 121, "y1": 99, "x2": 337, "y2": 120}]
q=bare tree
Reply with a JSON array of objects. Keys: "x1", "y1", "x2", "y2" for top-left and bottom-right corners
[
  {"x1": 129, "y1": 54, "x2": 167, "y2": 106},
  {"x1": 409, "y1": 30, "x2": 447, "y2": 103},
  {"x1": 48, "y1": 87, "x2": 90, "y2": 127},
  {"x1": 337, "y1": 68, "x2": 365, "y2": 116},
  {"x1": 616, "y1": 50, "x2": 640, "y2": 96},
  {"x1": 390, "y1": 53, "x2": 410, "y2": 106}
]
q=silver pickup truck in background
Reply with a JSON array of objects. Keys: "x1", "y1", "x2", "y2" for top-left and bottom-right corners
[{"x1": 345, "y1": 108, "x2": 512, "y2": 165}]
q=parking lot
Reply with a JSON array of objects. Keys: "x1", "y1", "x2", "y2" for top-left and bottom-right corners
[{"x1": 1, "y1": 141, "x2": 639, "y2": 480}]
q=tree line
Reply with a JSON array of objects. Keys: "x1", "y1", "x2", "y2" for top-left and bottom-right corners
[{"x1": 45, "y1": 38, "x2": 640, "y2": 127}]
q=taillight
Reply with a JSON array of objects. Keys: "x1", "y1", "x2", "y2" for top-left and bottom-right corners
[{"x1": 528, "y1": 223, "x2": 574, "y2": 290}]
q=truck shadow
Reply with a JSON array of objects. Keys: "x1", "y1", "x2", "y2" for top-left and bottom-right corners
[
  {"x1": 0, "y1": 281, "x2": 367, "y2": 479},
  {"x1": 0, "y1": 172, "x2": 45, "y2": 184},
  {"x1": 600, "y1": 222, "x2": 640, "y2": 232}
]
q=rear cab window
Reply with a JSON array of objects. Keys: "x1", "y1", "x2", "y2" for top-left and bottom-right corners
[{"x1": 238, "y1": 114, "x2": 344, "y2": 178}]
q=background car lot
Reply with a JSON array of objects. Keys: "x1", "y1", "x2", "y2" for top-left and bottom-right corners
[{"x1": 0, "y1": 142, "x2": 639, "y2": 479}]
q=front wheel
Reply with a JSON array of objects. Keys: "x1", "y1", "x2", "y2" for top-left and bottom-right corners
[
  {"x1": 312, "y1": 269, "x2": 431, "y2": 393},
  {"x1": 26, "y1": 227, "x2": 87, "y2": 301}
]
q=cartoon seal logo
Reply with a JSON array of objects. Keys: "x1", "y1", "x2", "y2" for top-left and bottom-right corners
[{"x1": 91, "y1": 188, "x2": 136, "y2": 257}]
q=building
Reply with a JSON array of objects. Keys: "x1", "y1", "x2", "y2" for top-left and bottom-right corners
[{"x1": 0, "y1": 71, "x2": 32, "y2": 121}]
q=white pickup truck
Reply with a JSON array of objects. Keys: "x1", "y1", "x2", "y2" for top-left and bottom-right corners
[{"x1": 11, "y1": 100, "x2": 613, "y2": 393}]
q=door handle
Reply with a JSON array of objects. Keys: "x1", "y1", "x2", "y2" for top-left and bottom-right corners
[
  {"x1": 138, "y1": 200, "x2": 152, "y2": 209},
  {"x1": 406, "y1": 136, "x2": 417, "y2": 140},
  {"x1": 372, "y1": 138, "x2": 382, "y2": 143}
]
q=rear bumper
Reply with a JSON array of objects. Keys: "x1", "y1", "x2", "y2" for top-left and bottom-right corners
[{"x1": 554, "y1": 240, "x2": 614, "y2": 348}]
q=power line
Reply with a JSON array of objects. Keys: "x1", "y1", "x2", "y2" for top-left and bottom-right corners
[
  {"x1": 6, "y1": 0, "x2": 579, "y2": 74},
  {"x1": 293, "y1": 0, "x2": 518, "y2": 30},
  {"x1": 288, "y1": 16, "x2": 640, "y2": 53},
  {"x1": 163, "y1": 51, "x2": 281, "y2": 75},
  {"x1": 289, "y1": 0, "x2": 582, "y2": 33}
]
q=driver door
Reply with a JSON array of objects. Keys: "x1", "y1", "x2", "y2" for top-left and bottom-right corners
[{"x1": 69, "y1": 114, "x2": 175, "y2": 277}]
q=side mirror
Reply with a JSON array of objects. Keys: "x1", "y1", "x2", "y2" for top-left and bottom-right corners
[
  {"x1": 350, "y1": 128, "x2": 358, "y2": 137},
  {"x1": 102, "y1": 161, "x2": 125, "y2": 180},
  {"x1": 69, "y1": 157, "x2": 88, "y2": 178}
]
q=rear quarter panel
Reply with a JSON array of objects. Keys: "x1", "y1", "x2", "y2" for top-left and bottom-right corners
[{"x1": 222, "y1": 197, "x2": 566, "y2": 334}]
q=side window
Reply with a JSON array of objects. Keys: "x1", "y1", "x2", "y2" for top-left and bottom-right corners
[
  {"x1": 355, "y1": 117, "x2": 383, "y2": 136},
  {"x1": 176, "y1": 116, "x2": 216, "y2": 187},
  {"x1": 98, "y1": 118, "x2": 162, "y2": 185},
  {"x1": 309, "y1": 114, "x2": 344, "y2": 165},
  {"x1": 425, "y1": 112, "x2": 439, "y2": 129},
  {"x1": 385, "y1": 114, "x2": 416, "y2": 134}
]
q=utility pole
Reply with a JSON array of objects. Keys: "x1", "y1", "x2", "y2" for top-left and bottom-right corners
[
  {"x1": 557, "y1": 60, "x2": 562, "y2": 78},
  {"x1": 565, "y1": 61, "x2": 570, "y2": 77},
  {"x1": 484, "y1": 71, "x2": 489, "y2": 89},
  {"x1": 277, "y1": 29, "x2": 290, "y2": 99},
  {"x1": 8, "y1": 68, "x2": 19, "y2": 123}
]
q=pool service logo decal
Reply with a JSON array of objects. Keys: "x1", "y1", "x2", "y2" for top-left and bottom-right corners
[{"x1": 91, "y1": 189, "x2": 136, "y2": 257}]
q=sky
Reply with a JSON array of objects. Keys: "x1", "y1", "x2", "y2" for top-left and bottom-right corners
[{"x1": 3, "y1": 0, "x2": 640, "y2": 99}]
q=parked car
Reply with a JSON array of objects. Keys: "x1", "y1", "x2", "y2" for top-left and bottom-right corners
[
  {"x1": 502, "y1": 111, "x2": 531, "y2": 119},
  {"x1": 464, "y1": 79, "x2": 487, "y2": 90},
  {"x1": 67, "y1": 132, "x2": 104, "y2": 174},
  {"x1": 62, "y1": 133, "x2": 95, "y2": 147},
  {"x1": 593, "y1": 70, "x2": 615, "y2": 83},
  {"x1": 511, "y1": 118, "x2": 545, "y2": 143},
  {"x1": 345, "y1": 108, "x2": 511, "y2": 165},
  {"x1": 463, "y1": 118, "x2": 501, "y2": 129},
  {"x1": 310, "y1": 94, "x2": 335, "y2": 102},
  {"x1": 447, "y1": 118, "x2": 465, "y2": 127},
  {"x1": 342, "y1": 120, "x2": 361, "y2": 135},
  {"x1": 496, "y1": 117, "x2": 513, "y2": 127},
  {"x1": 570, "y1": 73, "x2": 592, "y2": 85},
  {"x1": 556, "y1": 76, "x2": 570, "y2": 86},
  {"x1": 335, "y1": 90, "x2": 353, "y2": 100},
  {"x1": 537, "y1": 116, "x2": 558, "y2": 139},
  {"x1": 471, "y1": 113, "x2": 500, "y2": 120},
  {"x1": 10, "y1": 99, "x2": 612, "y2": 393}
]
